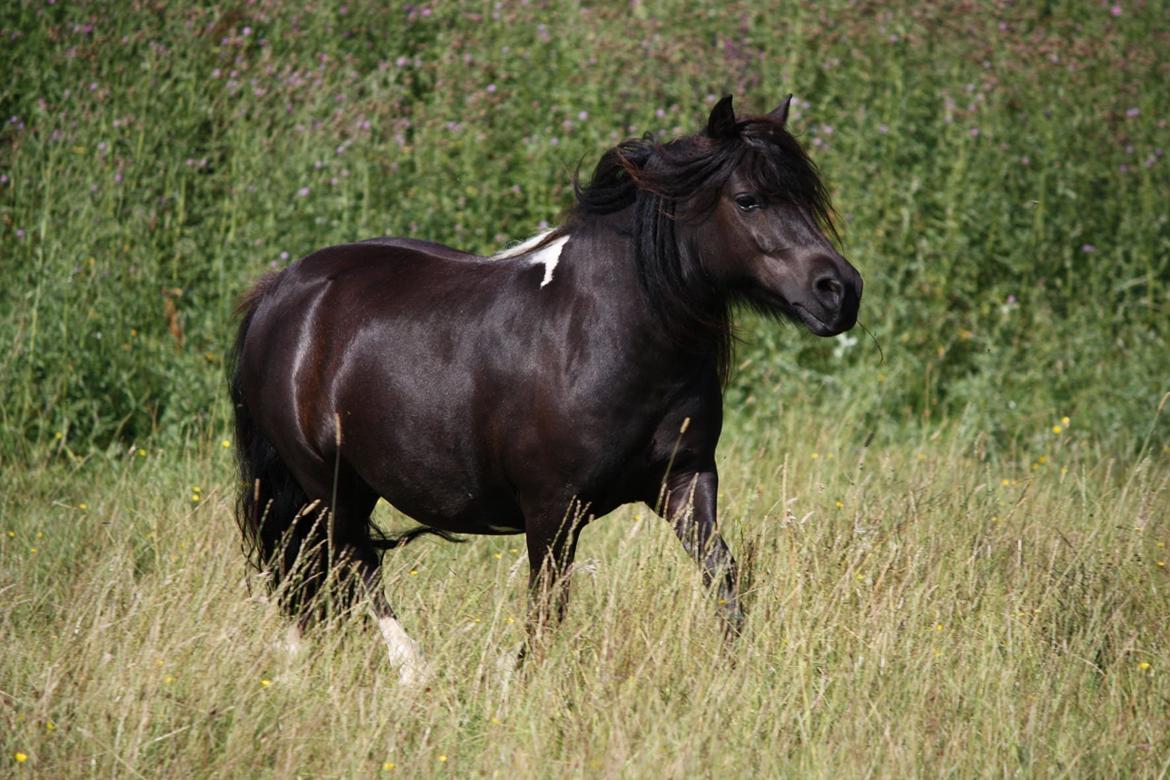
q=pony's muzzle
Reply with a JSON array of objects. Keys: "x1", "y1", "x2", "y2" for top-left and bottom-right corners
[{"x1": 803, "y1": 256, "x2": 862, "y2": 335}]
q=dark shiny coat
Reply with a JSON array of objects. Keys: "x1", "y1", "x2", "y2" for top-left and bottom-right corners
[{"x1": 230, "y1": 95, "x2": 861, "y2": 644}]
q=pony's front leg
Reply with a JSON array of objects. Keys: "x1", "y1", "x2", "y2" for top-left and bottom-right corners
[
  {"x1": 658, "y1": 469, "x2": 744, "y2": 639},
  {"x1": 522, "y1": 498, "x2": 587, "y2": 652}
]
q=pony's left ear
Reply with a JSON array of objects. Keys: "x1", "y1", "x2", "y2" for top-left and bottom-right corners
[
  {"x1": 706, "y1": 95, "x2": 738, "y2": 140},
  {"x1": 768, "y1": 94, "x2": 794, "y2": 127}
]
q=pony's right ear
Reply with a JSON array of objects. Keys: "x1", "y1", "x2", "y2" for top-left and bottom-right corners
[
  {"x1": 768, "y1": 94, "x2": 794, "y2": 127},
  {"x1": 706, "y1": 95, "x2": 737, "y2": 140}
]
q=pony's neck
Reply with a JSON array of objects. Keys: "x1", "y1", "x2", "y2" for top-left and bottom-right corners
[{"x1": 569, "y1": 203, "x2": 732, "y2": 383}]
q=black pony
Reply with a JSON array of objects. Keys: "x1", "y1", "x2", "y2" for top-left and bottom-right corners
[{"x1": 230, "y1": 95, "x2": 861, "y2": 682}]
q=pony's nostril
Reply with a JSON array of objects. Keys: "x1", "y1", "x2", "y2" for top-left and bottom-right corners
[{"x1": 814, "y1": 273, "x2": 843, "y2": 305}]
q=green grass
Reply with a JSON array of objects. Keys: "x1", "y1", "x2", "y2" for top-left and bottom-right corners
[
  {"x1": 2, "y1": 1, "x2": 1168, "y2": 775},
  {"x1": 1, "y1": 0, "x2": 1167, "y2": 457},
  {"x1": 3, "y1": 423, "x2": 1168, "y2": 776}
]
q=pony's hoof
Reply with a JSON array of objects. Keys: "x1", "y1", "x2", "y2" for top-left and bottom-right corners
[{"x1": 395, "y1": 658, "x2": 432, "y2": 687}]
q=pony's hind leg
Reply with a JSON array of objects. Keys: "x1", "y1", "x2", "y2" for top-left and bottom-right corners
[
  {"x1": 323, "y1": 475, "x2": 430, "y2": 685},
  {"x1": 353, "y1": 544, "x2": 430, "y2": 686}
]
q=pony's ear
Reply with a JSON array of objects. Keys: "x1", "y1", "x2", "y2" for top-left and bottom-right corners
[
  {"x1": 768, "y1": 94, "x2": 794, "y2": 127},
  {"x1": 706, "y1": 95, "x2": 737, "y2": 140}
]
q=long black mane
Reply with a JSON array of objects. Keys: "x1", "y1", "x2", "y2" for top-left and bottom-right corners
[{"x1": 570, "y1": 113, "x2": 836, "y2": 381}]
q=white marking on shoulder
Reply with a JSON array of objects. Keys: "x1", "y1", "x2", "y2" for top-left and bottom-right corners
[
  {"x1": 531, "y1": 235, "x2": 569, "y2": 288},
  {"x1": 491, "y1": 230, "x2": 571, "y2": 288}
]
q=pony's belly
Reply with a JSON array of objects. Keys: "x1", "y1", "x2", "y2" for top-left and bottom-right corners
[{"x1": 371, "y1": 475, "x2": 525, "y2": 535}]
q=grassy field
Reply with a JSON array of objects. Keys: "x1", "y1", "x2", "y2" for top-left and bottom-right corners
[
  {"x1": 3, "y1": 421, "x2": 1169, "y2": 776},
  {"x1": 2, "y1": 0, "x2": 1169, "y2": 776}
]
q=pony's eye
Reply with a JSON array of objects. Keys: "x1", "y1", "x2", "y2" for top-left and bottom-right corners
[{"x1": 735, "y1": 194, "x2": 761, "y2": 212}]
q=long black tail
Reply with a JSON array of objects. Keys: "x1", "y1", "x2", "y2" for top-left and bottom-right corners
[
  {"x1": 228, "y1": 273, "x2": 462, "y2": 621},
  {"x1": 228, "y1": 272, "x2": 327, "y2": 618}
]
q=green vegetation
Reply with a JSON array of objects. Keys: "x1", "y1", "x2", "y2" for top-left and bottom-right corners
[
  {"x1": 2, "y1": 1, "x2": 1167, "y2": 776},
  {"x1": 2, "y1": 0, "x2": 1166, "y2": 456}
]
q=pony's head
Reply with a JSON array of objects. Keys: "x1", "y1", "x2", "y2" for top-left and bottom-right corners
[
  {"x1": 573, "y1": 94, "x2": 862, "y2": 353},
  {"x1": 692, "y1": 95, "x2": 862, "y2": 336}
]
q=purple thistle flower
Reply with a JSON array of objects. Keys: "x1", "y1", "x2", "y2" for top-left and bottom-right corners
[
  {"x1": 297, "y1": 186, "x2": 310, "y2": 197},
  {"x1": 1081, "y1": 244, "x2": 1096, "y2": 253}
]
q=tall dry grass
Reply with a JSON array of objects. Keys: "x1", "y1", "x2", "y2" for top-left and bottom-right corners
[{"x1": 3, "y1": 418, "x2": 1167, "y2": 776}]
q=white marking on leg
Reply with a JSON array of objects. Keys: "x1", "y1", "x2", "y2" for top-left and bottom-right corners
[
  {"x1": 491, "y1": 230, "x2": 571, "y2": 288},
  {"x1": 378, "y1": 616, "x2": 429, "y2": 686},
  {"x1": 283, "y1": 624, "x2": 306, "y2": 658}
]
